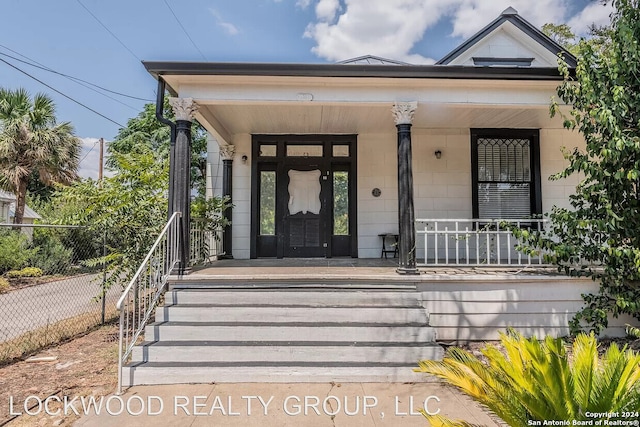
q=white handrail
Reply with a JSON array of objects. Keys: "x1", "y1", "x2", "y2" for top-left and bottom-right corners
[{"x1": 117, "y1": 212, "x2": 182, "y2": 394}]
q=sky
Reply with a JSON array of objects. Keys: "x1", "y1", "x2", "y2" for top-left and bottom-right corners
[{"x1": 0, "y1": 0, "x2": 614, "y2": 178}]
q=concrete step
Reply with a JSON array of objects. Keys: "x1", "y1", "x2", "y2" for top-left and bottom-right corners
[
  {"x1": 144, "y1": 322, "x2": 438, "y2": 342},
  {"x1": 126, "y1": 286, "x2": 440, "y2": 387},
  {"x1": 165, "y1": 290, "x2": 423, "y2": 307},
  {"x1": 155, "y1": 306, "x2": 428, "y2": 323},
  {"x1": 169, "y1": 281, "x2": 418, "y2": 291},
  {"x1": 121, "y1": 363, "x2": 438, "y2": 386},
  {"x1": 131, "y1": 341, "x2": 444, "y2": 363}
]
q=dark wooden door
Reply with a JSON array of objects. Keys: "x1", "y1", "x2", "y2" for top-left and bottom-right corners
[{"x1": 283, "y1": 166, "x2": 328, "y2": 257}]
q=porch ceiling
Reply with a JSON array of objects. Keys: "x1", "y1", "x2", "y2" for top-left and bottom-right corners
[{"x1": 196, "y1": 102, "x2": 564, "y2": 137}]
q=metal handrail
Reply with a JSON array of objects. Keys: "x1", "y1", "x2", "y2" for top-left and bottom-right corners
[{"x1": 117, "y1": 212, "x2": 182, "y2": 393}]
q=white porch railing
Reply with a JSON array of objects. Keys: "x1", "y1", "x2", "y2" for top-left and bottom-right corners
[
  {"x1": 117, "y1": 212, "x2": 181, "y2": 393},
  {"x1": 190, "y1": 221, "x2": 224, "y2": 265},
  {"x1": 416, "y1": 218, "x2": 549, "y2": 267}
]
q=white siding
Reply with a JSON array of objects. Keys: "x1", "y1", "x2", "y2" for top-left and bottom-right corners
[
  {"x1": 418, "y1": 277, "x2": 635, "y2": 341},
  {"x1": 230, "y1": 134, "x2": 252, "y2": 259},
  {"x1": 356, "y1": 133, "x2": 398, "y2": 258}
]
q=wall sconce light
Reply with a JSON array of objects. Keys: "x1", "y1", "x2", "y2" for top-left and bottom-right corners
[
  {"x1": 241, "y1": 155, "x2": 248, "y2": 164},
  {"x1": 434, "y1": 150, "x2": 442, "y2": 159}
]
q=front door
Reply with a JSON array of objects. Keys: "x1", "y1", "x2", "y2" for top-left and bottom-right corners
[
  {"x1": 283, "y1": 166, "x2": 327, "y2": 257},
  {"x1": 251, "y1": 135, "x2": 357, "y2": 259}
]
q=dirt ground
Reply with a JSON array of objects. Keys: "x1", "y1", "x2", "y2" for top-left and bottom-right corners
[{"x1": 0, "y1": 323, "x2": 119, "y2": 427}]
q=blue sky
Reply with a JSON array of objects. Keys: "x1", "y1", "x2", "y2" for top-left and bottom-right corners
[{"x1": 0, "y1": 0, "x2": 613, "y2": 178}]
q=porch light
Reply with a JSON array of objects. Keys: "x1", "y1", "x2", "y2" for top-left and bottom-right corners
[{"x1": 434, "y1": 150, "x2": 442, "y2": 159}]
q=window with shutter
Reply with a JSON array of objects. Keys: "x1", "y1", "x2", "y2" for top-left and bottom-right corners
[{"x1": 471, "y1": 129, "x2": 541, "y2": 219}]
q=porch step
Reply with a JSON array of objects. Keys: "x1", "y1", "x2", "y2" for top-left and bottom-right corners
[
  {"x1": 155, "y1": 306, "x2": 428, "y2": 323},
  {"x1": 144, "y1": 322, "x2": 437, "y2": 342},
  {"x1": 124, "y1": 287, "x2": 443, "y2": 386},
  {"x1": 165, "y1": 290, "x2": 423, "y2": 307},
  {"x1": 122, "y1": 364, "x2": 437, "y2": 384},
  {"x1": 131, "y1": 341, "x2": 443, "y2": 363}
]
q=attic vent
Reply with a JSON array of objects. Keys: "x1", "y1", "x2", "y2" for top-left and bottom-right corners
[{"x1": 472, "y1": 57, "x2": 534, "y2": 67}]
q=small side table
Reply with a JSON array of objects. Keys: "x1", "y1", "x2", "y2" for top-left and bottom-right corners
[{"x1": 378, "y1": 233, "x2": 399, "y2": 259}]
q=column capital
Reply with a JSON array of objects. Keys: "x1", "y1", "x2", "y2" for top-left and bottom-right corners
[
  {"x1": 169, "y1": 97, "x2": 199, "y2": 121},
  {"x1": 220, "y1": 145, "x2": 236, "y2": 160},
  {"x1": 391, "y1": 102, "x2": 418, "y2": 125}
]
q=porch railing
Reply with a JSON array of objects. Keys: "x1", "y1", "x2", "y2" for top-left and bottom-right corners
[
  {"x1": 116, "y1": 212, "x2": 181, "y2": 393},
  {"x1": 190, "y1": 221, "x2": 224, "y2": 265},
  {"x1": 416, "y1": 218, "x2": 549, "y2": 267}
]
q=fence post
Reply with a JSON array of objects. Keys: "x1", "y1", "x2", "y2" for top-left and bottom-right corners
[{"x1": 101, "y1": 228, "x2": 107, "y2": 325}]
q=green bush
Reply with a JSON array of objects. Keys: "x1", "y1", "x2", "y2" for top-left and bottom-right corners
[
  {"x1": 0, "y1": 277, "x2": 9, "y2": 293},
  {"x1": 0, "y1": 230, "x2": 34, "y2": 274},
  {"x1": 416, "y1": 330, "x2": 640, "y2": 426},
  {"x1": 6, "y1": 267, "x2": 43, "y2": 278},
  {"x1": 30, "y1": 234, "x2": 73, "y2": 274}
]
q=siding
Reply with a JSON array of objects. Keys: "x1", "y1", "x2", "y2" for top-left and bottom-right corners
[{"x1": 418, "y1": 277, "x2": 635, "y2": 341}]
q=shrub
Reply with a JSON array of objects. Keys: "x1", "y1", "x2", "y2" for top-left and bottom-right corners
[
  {"x1": 0, "y1": 230, "x2": 34, "y2": 274},
  {"x1": 6, "y1": 267, "x2": 43, "y2": 278},
  {"x1": 30, "y1": 235, "x2": 73, "y2": 275},
  {"x1": 0, "y1": 277, "x2": 9, "y2": 293},
  {"x1": 415, "y1": 330, "x2": 640, "y2": 426}
]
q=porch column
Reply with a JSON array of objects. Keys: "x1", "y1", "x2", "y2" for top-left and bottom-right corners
[
  {"x1": 391, "y1": 102, "x2": 419, "y2": 275},
  {"x1": 219, "y1": 145, "x2": 235, "y2": 259},
  {"x1": 169, "y1": 97, "x2": 198, "y2": 273}
]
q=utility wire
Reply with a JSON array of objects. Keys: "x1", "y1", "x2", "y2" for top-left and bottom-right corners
[
  {"x1": 0, "y1": 51, "x2": 140, "y2": 111},
  {"x1": 163, "y1": 0, "x2": 207, "y2": 60},
  {"x1": 75, "y1": 0, "x2": 142, "y2": 63},
  {"x1": 0, "y1": 57, "x2": 125, "y2": 128},
  {"x1": 0, "y1": 44, "x2": 152, "y2": 101},
  {"x1": 79, "y1": 138, "x2": 101, "y2": 163}
]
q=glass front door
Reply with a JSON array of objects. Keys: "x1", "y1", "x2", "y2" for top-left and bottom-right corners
[{"x1": 251, "y1": 136, "x2": 357, "y2": 259}]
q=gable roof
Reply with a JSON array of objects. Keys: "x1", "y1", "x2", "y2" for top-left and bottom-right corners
[
  {"x1": 338, "y1": 55, "x2": 410, "y2": 66},
  {"x1": 437, "y1": 7, "x2": 577, "y2": 67},
  {"x1": 0, "y1": 190, "x2": 41, "y2": 220}
]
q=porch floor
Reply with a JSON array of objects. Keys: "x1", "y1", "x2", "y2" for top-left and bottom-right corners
[{"x1": 187, "y1": 258, "x2": 564, "y2": 283}]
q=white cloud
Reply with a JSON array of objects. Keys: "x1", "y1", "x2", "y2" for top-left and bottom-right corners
[
  {"x1": 304, "y1": 0, "x2": 452, "y2": 63},
  {"x1": 209, "y1": 8, "x2": 240, "y2": 36},
  {"x1": 448, "y1": 0, "x2": 569, "y2": 39},
  {"x1": 568, "y1": 1, "x2": 615, "y2": 36},
  {"x1": 77, "y1": 137, "x2": 112, "y2": 180},
  {"x1": 315, "y1": 0, "x2": 340, "y2": 22},
  {"x1": 302, "y1": 0, "x2": 613, "y2": 64}
]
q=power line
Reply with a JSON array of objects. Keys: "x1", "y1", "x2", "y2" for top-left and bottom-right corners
[
  {"x1": 79, "y1": 138, "x2": 101, "y2": 163},
  {"x1": 0, "y1": 45, "x2": 152, "y2": 101},
  {"x1": 163, "y1": 0, "x2": 207, "y2": 61},
  {"x1": 0, "y1": 57, "x2": 125, "y2": 128},
  {"x1": 0, "y1": 44, "x2": 149, "y2": 101},
  {"x1": 0, "y1": 51, "x2": 142, "y2": 111},
  {"x1": 75, "y1": 0, "x2": 142, "y2": 63}
]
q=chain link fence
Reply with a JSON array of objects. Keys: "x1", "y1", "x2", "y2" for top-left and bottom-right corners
[{"x1": 0, "y1": 224, "x2": 121, "y2": 365}]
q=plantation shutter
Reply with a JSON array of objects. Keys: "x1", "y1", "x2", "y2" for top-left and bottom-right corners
[{"x1": 476, "y1": 137, "x2": 532, "y2": 219}]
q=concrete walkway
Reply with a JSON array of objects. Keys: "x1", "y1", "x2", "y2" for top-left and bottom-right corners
[{"x1": 74, "y1": 382, "x2": 501, "y2": 426}]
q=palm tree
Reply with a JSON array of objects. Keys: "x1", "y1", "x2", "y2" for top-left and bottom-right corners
[
  {"x1": 0, "y1": 88, "x2": 79, "y2": 224},
  {"x1": 415, "y1": 331, "x2": 640, "y2": 426}
]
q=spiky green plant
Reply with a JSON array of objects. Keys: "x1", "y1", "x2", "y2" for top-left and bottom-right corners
[
  {"x1": 415, "y1": 331, "x2": 640, "y2": 426},
  {"x1": 627, "y1": 324, "x2": 640, "y2": 339}
]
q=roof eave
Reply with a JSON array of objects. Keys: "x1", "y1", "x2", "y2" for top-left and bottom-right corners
[{"x1": 143, "y1": 61, "x2": 571, "y2": 81}]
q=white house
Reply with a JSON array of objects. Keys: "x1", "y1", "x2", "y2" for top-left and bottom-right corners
[
  {"x1": 144, "y1": 7, "x2": 584, "y2": 270},
  {"x1": 0, "y1": 190, "x2": 41, "y2": 225},
  {"x1": 118, "y1": 9, "x2": 639, "y2": 389}
]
